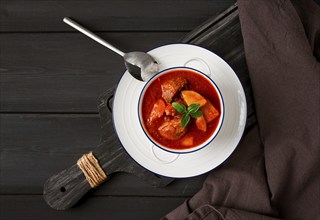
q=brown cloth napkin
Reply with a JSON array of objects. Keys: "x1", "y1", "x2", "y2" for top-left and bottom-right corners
[{"x1": 162, "y1": 0, "x2": 320, "y2": 219}]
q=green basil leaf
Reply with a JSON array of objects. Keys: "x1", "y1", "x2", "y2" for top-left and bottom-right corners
[
  {"x1": 181, "y1": 114, "x2": 190, "y2": 128},
  {"x1": 190, "y1": 110, "x2": 203, "y2": 118},
  {"x1": 172, "y1": 102, "x2": 187, "y2": 114},
  {"x1": 187, "y1": 103, "x2": 201, "y2": 114}
]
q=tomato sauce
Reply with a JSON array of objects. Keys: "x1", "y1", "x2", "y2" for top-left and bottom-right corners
[{"x1": 141, "y1": 69, "x2": 221, "y2": 151}]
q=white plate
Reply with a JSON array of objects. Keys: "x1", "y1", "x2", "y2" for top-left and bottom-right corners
[{"x1": 113, "y1": 44, "x2": 247, "y2": 178}]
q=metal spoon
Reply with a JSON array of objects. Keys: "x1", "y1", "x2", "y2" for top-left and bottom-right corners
[{"x1": 63, "y1": 17, "x2": 158, "y2": 81}]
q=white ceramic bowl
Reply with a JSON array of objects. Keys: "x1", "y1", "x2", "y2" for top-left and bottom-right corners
[{"x1": 138, "y1": 67, "x2": 224, "y2": 154}]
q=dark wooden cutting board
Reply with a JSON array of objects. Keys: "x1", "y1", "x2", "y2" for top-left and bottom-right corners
[
  {"x1": 43, "y1": 86, "x2": 174, "y2": 210},
  {"x1": 43, "y1": 3, "x2": 256, "y2": 210}
]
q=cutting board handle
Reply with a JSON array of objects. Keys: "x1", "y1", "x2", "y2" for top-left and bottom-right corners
[
  {"x1": 43, "y1": 90, "x2": 114, "y2": 210},
  {"x1": 43, "y1": 163, "x2": 91, "y2": 210}
]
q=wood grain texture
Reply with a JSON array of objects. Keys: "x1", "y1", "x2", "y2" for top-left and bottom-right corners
[
  {"x1": 0, "y1": 32, "x2": 185, "y2": 112},
  {"x1": 0, "y1": 0, "x2": 235, "y2": 32},
  {"x1": 0, "y1": 114, "x2": 205, "y2": 194},
  {"x1": 0, "y1": 113, "x2": 206, "y2": 196},
  {"x1": 43, "y1": 90, "x2": 174, "y2": 210},
  {"x1": 0, "y1": 195, "x2": 186, "y2": 220}
]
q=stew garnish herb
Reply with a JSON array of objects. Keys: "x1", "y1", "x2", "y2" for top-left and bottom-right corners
[{"x1": 172, "y1": 102, "x2": 203, "y2": 128}]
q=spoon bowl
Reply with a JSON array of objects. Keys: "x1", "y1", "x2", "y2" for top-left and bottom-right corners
[{"x1": 124, "y1": 52, "x2": 158, "y2": 81}]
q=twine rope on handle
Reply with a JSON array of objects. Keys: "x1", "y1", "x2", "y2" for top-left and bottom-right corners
[{"x1": 77, "y1": 151, "x2": 107, "y2": 188}]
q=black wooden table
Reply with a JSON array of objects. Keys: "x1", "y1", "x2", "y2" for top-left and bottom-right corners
[{"x1": 0, "y1": 1, "x2": 240, "y2": 219}]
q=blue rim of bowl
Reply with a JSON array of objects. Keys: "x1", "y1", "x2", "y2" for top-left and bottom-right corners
[{"x1": 138, "y1": 66, "x2": 225, "y2": 154}]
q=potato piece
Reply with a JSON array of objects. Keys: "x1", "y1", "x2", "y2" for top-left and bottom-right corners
[
  {"x1": 201, "y1": 100, "x2": 219, "y2": 123},
  {"x1": 195, "y1": 115, "x2": 207, "y2": 132},
  {"x1": 181, "y1": 90, "x2": 207, "y2": 107},
  {"x1": 181, "y1": 136, "x2": 194, "y2": 146}
]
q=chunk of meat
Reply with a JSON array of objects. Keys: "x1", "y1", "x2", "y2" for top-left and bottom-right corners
[
  {"x1": 181, "y1": 90, "x2": 207, "y2": 107},
  {"x1": 158, "y1": 117, "x2": 187, "y2": 140},
  {"x1": 201, "y1": 100, "x2": 219, "y2": 122},
  {"x1": 195, "y1": 115, "x2": 207, "y2": 132},
  {"x1": 165, "y1": 104, "x2": 176, "y2": 116},
  {"x1": 161, "y1": 77, "x2": 187, "y2": 103},
  {"x1": 148, "y1": 99, "x2": 166, "y2": 124}
]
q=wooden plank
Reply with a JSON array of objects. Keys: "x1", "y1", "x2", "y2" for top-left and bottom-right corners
[
  {"x1": 0, "y1": 195, "x2": 186, "y2": 220},
  {"x1": 0, "y1": 32, "x2": 185, "y2": 112},
  {"x1": 0, "y1": 114, "x2": 206, "y2": 196},
  {"x1": 0, "y1": 0, "x2": 235, "y2": 32}
]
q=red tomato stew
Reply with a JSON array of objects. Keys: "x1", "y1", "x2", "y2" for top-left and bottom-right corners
[{"x1": 140, "y1": 68, "x2": 222, "y2": 151}]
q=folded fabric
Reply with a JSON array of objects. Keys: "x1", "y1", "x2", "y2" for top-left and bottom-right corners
[{"x1": 162, "y1": 0, "x2": 320, "y2": 219}]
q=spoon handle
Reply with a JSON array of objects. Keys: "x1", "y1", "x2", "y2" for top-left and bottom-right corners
[{"x1": 63, "y1": 17, "x2": 125, "y2": 57}]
